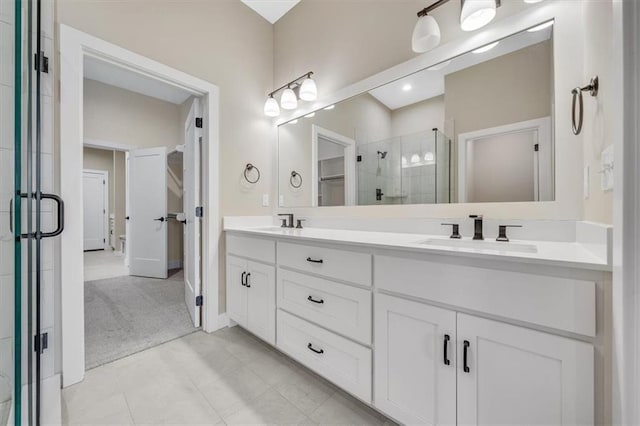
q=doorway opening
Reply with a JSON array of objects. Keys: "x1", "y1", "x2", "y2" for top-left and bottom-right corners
[{"x1": 80, "y1": 61, "x2": 204, "y2": 369}]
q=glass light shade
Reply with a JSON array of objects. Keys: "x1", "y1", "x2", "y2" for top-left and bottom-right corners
[
  {"x1": 299, "y1": 77, "x2": 318, "y2": 101},
  {"x1": 411, "y1": 154, "x2": 420, "y2": 164},
  {"x1": 424, "y1": 152, "x2": 435, "y2": 162},
  {"x1": 460, "y1": 0, "x2": 497, "y2": 32},
  {"x1": 263, "y1": 96, "x2": 280, "y2": 117},
  {"x1": 280, "y1": 87, "x2": 298, "y2": 110},
  {"x1": 412, "y1": 14, "x2": 441, "y2": 53}
]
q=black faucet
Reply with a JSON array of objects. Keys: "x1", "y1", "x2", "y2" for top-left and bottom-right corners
[
  {"x1": 278, "y1": 213, "x2": 294, "y2": 228},
  {"x1": 469, "y1": 215, "x2": 483, "y2": 240}
]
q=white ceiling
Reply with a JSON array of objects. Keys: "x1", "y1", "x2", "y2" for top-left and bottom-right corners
[
  {"x1": 369, "y1": 26, "x2": 553, "y2": 111},
  {"x1": 83, "y1": 56, "x2": 194, "y2": 105},
  {"x1": 241, "y1": 0, "x2": 300, "y2": 24}
]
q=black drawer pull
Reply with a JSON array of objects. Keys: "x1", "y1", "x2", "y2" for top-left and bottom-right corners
[
  {"x1": 306, "y1": 257, "x2": 323, "y2": 264},
  {"x1": 245, "y1": 272, "x2": 251, "y2": 288},
  {"x1": 307, "y1": 343, "x2": 324, "y2": 354},
  {"x1": 443, "y1": 334, "x2": 451, "y2": 366},
  {"x1": 307, "y1": 296, "x2": 324, "y2": 304},
  {"x1": 463, "y1": 340, "x2": 470, "y2": 373},
  {"x1": 241, "y1": 272, "x2": 247, "y2": 286}
]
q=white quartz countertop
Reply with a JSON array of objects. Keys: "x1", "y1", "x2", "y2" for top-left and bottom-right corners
[{"x1": 224, "y1": 225, "x2": 611, "y2": 272}]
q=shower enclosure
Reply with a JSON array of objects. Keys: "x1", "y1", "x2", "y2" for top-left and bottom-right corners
[
  {"x1": 2, "y1": 0, "x2": 62, "y2": 424},
  {"x1": 356, "y1": 129, "x2": 451, "y2": 205}
]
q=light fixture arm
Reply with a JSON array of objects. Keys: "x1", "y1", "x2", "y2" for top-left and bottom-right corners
[
  {"x1": 417, "y1": 0, "x2": 450, "y2": 17},
  {"x1": 268, "y1": 71, "x2": 314, "y2": 98}
]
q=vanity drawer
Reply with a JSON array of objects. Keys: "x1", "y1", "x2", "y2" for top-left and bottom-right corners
[
  {"x1": 277, "y1": 242, "x2": 372, "y2": 286},
  {"x1": 226, "y1": 233, "x2": 275, "y2": 264},
  {"x1": 375, "y1": 255, "x2": 596, "y2": 337},
  {"x1": 277, "y1": 268, "x2": 372, "y2": 344},
  {"x1": 277, "y1": 310, "x2": 372, "y2": 403}
]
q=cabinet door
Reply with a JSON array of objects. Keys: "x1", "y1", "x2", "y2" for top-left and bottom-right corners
[
  {"x1": 374, "y1": 294, "x2": 456, "y2": 425},
  {"x1": 246, "y1": 261, "x2": 276, "y2": 345},
  {"x1": 457, "y1": 314, "x2": 594, "y2": 426},
  {"x1": 226, "y1": 255, "x2": 247, "y2": 327}
]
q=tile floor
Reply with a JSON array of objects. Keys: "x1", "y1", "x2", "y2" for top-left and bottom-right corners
[
  {"x1": 84, "y1": 249, "x2": 129, "y2": 281},
  {"x1": 63, "y1": 326, "x2": 394, "y2": 425}
]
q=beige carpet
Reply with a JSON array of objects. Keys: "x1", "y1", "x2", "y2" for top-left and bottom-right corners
[{"x1": 84, "y1": 269, "x2": 196, "y2": 369}]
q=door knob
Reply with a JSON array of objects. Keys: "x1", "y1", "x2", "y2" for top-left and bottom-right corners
[{"x1": 153, "y1": 217, "x2": 166, "y2": 222}]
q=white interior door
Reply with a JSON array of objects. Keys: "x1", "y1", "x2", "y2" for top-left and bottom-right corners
[
  {"x1": 184, "y1": 98, "x2": 202, "y2": 326},
  {"x1": 82, "y1": 170, "x2": 108, "y2": 251},
  {"x1": 129, "y1": 147, "x2": 168, "y2": 279}
]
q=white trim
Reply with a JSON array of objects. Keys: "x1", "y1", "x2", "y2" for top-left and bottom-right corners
[
  {"x1": 311, "y1": 125, "x2": 356, "y2": 206},
  {"x1": 457, "y1": 117, "x2": 552, "y2": 203},
  {"x1": 60, "y1": 25, "x2": 221, "y2": 387},
  {"x1": 83, "y1": 137, "x2": 137, "y2": 152},
  {"x1": 82, "y1": 169, "x2": 110, "y2": 250},
  {"x1": 613, "y1": 1, "x2": 640, "y2": 424}
]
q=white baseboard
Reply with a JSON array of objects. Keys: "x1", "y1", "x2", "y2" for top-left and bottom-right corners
[{"x1": 168, "y1": 259, "x2": 183, "y2": 270}]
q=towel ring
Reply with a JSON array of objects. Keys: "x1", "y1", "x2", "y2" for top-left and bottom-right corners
[
  {"x1": 290, "y1": 171, "x2": 302, "y2": 188},
  {"x1": 244, "y1": 163, "x2": 260, "y2": 184},
  {"x1": 572, "y1": 76, "x2": 599, "y2": 135}
]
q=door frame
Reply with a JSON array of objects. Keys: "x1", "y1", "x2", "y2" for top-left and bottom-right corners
[
  {"x1": 82, "y1": 169, "x2": 109, "y2": 251},
  {"x1": 311, "y1": 125, "x2": 356, "y2": 206},
  {"x1": 60, "y1": 25, "x2": 221, "y2": 387},
  {"x1": 457, "y1": 116, "x2": 552, "y2": 203}
]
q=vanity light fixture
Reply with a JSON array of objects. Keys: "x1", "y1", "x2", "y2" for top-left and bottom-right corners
[
  {"x1": 263, "y1": 71, "x2": 316, "y2": 117},
  {"x1": 472, "y1": 40, "x2": 499, "y2": 53},
  {"x1": 424, "y1": 152, "x2": 435, "y2": 162},
  {"x1": 411, "y1": 154, "x2": 421, "y2": 164},
  {"x1": 263, "y1": 95, "x2": 280, "y2": 117},
  {"x1": 280, "y1": 86, "x2": 298, "y2": 110},
  {"x1": 460, "y1": 0, "x2": 500, "y2": 32},
  {"x1": 412, "y1": 0, "x2": 501, "y2": 53},
  {"x1": 527, "y1": 20, "x2": 553, "y2": 32}
]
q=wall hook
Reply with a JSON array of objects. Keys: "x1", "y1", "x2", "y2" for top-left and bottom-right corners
[
  {"x1": 244, "y1": 163, "x2": 260, "y2": 184},
  {"x1": 290, "y1": 171, "x2": 302, "y2": 188},
  {"x1": 572, "y1": 76, "x2": 599, "y2": 135}
]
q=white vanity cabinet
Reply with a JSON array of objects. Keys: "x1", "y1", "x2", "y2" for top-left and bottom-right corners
[
  {"x1": 226, "y1": 234, "x2": 276, "y2": 345},
  {"x1": 375, "y1": 294, "x2": 594, "y2": 426}
]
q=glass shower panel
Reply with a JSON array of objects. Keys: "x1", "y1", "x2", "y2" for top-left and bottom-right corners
[
  {"x1": 356, "y1": 138, "x2": 402, "y2": 205},
  {"x1": 435, "y1": 129, "x2": 451, "y2": 203}
]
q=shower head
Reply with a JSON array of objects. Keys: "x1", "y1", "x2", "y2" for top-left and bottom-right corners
[{"x1": 377, "y1": 151, "x2": 388, "y2": 159}]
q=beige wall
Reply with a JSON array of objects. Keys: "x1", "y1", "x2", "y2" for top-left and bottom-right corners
[
  {"x1": 390, "y1": 95, "x2": 445, "y2": 138},
  {"x1": 84, "y1": 79, "x2": 181, "y2": 149},
  {"x1": 113, "y1": 151, "x2": 126, "y2": 245}
]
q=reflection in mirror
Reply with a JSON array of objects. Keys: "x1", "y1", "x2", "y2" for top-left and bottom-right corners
[{"x1": 278, "y1": 23, "x2": 554, "y2": 207}]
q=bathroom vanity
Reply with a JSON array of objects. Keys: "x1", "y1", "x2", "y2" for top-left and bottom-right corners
[{"x1": 224, "y1": 220, "x2": 611, "y2": 425}]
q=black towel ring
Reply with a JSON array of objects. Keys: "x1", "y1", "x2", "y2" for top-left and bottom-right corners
[
  {"x1": 290, "y1": 171, "x2": 302, "y2": 188},
  {"x1": 244, "y1": 163, "x2": 260, "y2": 184},
  {"x1": 572, "y1": 76, "x2": 598, "y2": 135}
]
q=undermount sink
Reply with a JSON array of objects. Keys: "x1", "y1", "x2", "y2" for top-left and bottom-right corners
[{"x1": 418, "y1": 238, "x2": 538, "y2": 254}]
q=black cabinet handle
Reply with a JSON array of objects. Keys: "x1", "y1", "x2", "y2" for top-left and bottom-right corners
[
  {"x1": 307, "y1": 296, "x2": 324, "y2": 304},
  {"x1": 241, "y1": 271, "x2": 246, "y2": 286},
  {"x1": 463, "y1": 340, "x2": 470, "y2": 373},
  {"x1": 306, "y1": 257, "x2": 323, "y2": 264},
  {"x1": 245, "y1": 273, "x2": 251, "y2": 288},
  {"x1": 443, "y1": 334, "x2": 451, "y2": 366},
  {"x1": 307, "y1": 343, "x2": 324, "y2": 354},
  {"x1": 154, "y1": 217, "x2": 166, "y2": 222}
]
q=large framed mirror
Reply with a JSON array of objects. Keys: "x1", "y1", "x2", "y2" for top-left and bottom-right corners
[{"x1": 278, "y1": 21, "x2": 554, "y2": 208}]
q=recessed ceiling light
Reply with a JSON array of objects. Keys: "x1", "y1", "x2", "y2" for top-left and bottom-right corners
[
  {"x1": 472, "y1": 41, "x2": 499, "y2": 54},
  {"x1": 527, "y1": 21, "x2": 553, "y2": 32},
  {"x1": 304, "y1": 112, "x2": 315, "y2": 118},
  {"x1": 324, "y1": 105, "x2": 335, "y2": 110},
  {"x1": 402, "y1": 84, "x2": 412, "y2": 92}
]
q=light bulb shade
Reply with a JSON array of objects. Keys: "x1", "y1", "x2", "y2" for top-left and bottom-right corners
[
  {"x1": 280, "y1": 87, "x2": 298, "y2": 110},
  {"x1": 299, "y1": 77, "x2": 318, "y2": 101},
  {"x1": 264, "y1": 96, "x2": 280, "y2": 117},
  {"x1": 412, "y1": 14, "x2": 441, "y2": 53},
  {"x1": 460, "y1": 0, "x2": 497, "y2": 32}
]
